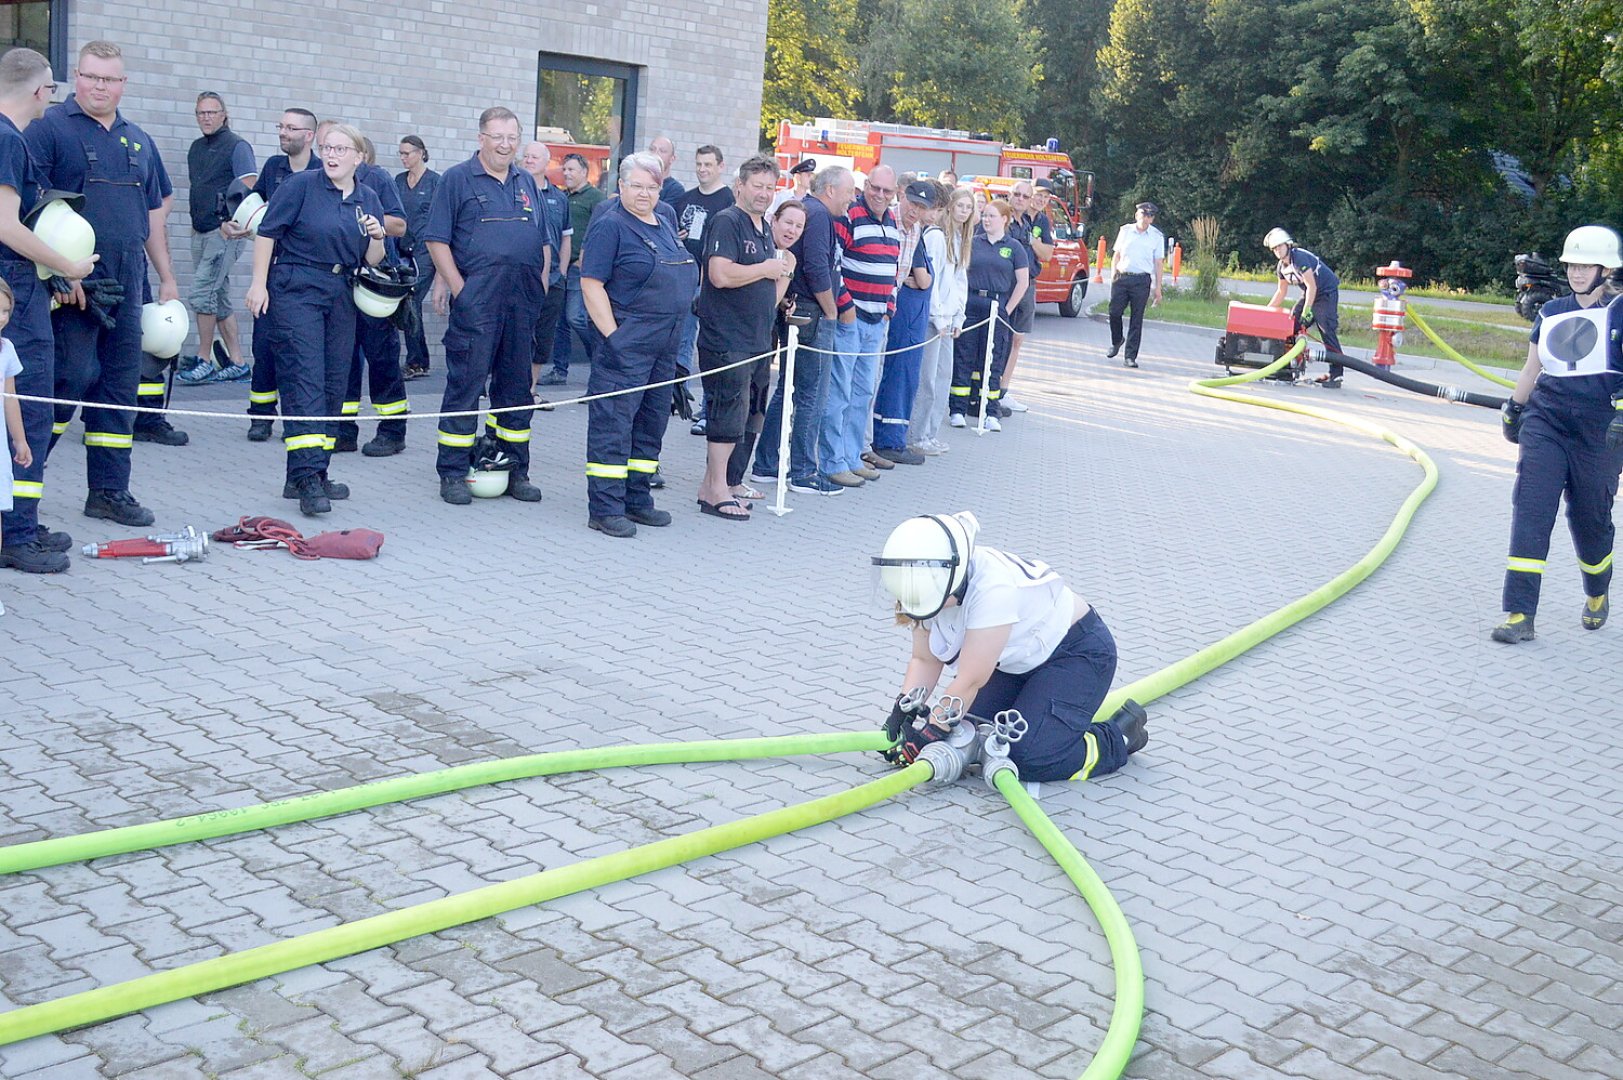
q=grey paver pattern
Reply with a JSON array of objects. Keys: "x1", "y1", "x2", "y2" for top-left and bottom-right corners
[{"x1": 2, "y1": 306, "x2": 1619, "y2": 1078}]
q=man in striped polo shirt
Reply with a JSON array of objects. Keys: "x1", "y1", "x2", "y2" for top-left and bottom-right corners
[{"x1": 821, "y1": 165, "x2": 901, "y2": 487}]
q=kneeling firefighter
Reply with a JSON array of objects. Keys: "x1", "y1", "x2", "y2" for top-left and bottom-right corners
[
  {"x1": 1494, "y1": 225, "x2": 1623, "y2": 643},
  {"x1": 872, "y1": 511, "x2": 1148, "y2": 783}
]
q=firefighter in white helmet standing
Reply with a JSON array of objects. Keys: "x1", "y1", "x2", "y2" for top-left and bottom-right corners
[
  {"x1": 1265, "y1": 227, "x2": 1344, "y2": 387},
  {"x1": 872, "y1": 511, "x2": 1148, "y2": 782},
  {"x1": 1493, "y1": 224, "x2": 1623, "y2": 643}
]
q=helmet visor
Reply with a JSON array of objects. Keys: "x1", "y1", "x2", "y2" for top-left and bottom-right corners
[{"x1": 871, "y1": 556, "x2": 956, "y2": 619}]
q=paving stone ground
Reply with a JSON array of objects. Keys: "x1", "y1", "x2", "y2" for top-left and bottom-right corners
[{"x1": 1, "y1": 301, "x2": 1618, "y2": 1079}]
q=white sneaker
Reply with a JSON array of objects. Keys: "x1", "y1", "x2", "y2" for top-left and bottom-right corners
[
  {"x1": 911, "y1": 442, "x2": 943, "y2": 457},
  {"x1": 1004, "y1": 396, "x2": 1029, "y2": 413},
  {"x1": 750, "y1": 471, "x2": 780, "y2": 486},
  {"x1": 983, "y1": 416, "x2": 1002, "y2": 431},
  {"x1": 929, "y1": 438, "x2": 952, "y2": 453},
  {"x1": 949, "y1": 414, "x2": 966, "y2": 428}
]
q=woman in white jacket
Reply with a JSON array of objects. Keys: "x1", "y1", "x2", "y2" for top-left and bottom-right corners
[{"x1": 908, "y1": 184, "x2": 971, "y2": 455}]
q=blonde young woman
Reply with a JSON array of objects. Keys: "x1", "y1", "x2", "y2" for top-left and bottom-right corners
[{"x1": 908, "y1": 184, "x2": 971, "y2": 453}]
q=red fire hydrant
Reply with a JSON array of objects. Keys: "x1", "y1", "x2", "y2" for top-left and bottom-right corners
[{"x1": 1371, "y1": 261, "x2": 1412, "y2": 368}]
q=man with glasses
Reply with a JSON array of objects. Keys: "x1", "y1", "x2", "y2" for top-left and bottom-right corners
[
  {"x1": 26, "y1": 40, "x2": 177, "y2": 529},
  {"x1": 424, "y1": 106, "x2": 550, "y2": 506},
  {"x1": 229, "y1": 107, "x2": 318, "y2": 439},
  {"x1": 171, "y1": 91, "x2": 255, "y2": 398},
  {"x1": 0, "y1": 47, "x2": 101, "y2": 574},
  {"x1": 999, "y1": 179, "x2": 1052, "y2": 413},
  {"x1": 823, "y1": 164, "x2": 902, "y2": 488}
]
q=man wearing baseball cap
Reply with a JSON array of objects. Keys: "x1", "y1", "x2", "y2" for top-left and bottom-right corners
[
  {"x1": 869, "y1": 178, "x2": 937, "y2": 465},
  {"x1": 769, "y1": 156, "x2": 816, "y2": 222},
  {"x1": 1108, "y1": 201, "x2": 1166, "y2": 368}
]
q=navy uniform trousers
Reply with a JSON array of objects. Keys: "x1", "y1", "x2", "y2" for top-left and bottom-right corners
[
  {"x1": 1503, "y1": 394, "x2": 1623, "y2": 614},
  {"x1": 971, "y1": 609, "x2": 1130, "y2": 784},
  {"x1": 133, "y1": 278, "x2": 175, "y2": 434},
  {"x1": 872, "y1": 282, "x2": 930, "y2": 451},
  {"x1": 0, "y1": 260, "x2": 56, "y2": 546},
  {"x1": 46, "y1": 242, "x2": 146, "y2": 492},
  {"x1": 247, "y1": 310, "x2": 280, "y2": 419},
  {"x1": 949, "y1": 292, "x2": 1010, "y2": 415},
  {"x1": 268, "y1": 262, "x2": 355, "y2": 483},
  {"x1": 585, "y1": 253, "x2": 694, "y2": 519},
  {"x1": 339, "y1": 311, "x2": 409, "y2": 446},
  {"x1": 435, "y1": 264, "x2": 540, "y2": 478}
]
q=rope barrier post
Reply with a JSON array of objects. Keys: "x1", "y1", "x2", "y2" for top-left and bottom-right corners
[
  {"x1": 768, "y1": 328, "x2": 796, "y2": 517},
  {"x1": 976, "y1": 310, "x2": 996, "y2": 436}
]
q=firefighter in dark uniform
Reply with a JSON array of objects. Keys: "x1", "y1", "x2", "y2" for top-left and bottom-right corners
[
  {"x1": 424, "y1": 106, "x2": 548, "y2": 506},
  {"x1": 244, "y1": 122, "x2": 387, "y2": 516},
  {"x1": 133, "y1": 150, "x2": 188, "y2": 445},
  {"x1": 1265, "y1": 227, "x2": 1343, "y2": 387},
  {"x1": 873, "y1": 511, "x2": 1149, "y2": 782},
  {"x1": 0, "y1": 47, "x2": 98, "y2": 574},
  {"x1": 948, "y1": 199, "x2": 1028, "y2": 427},
  {"x1": 578, "y1": 152, "x2": 697, "y2": 537},
  {"x1": 394, "y1": 135, "x2": 439, "y2": 378},
  {"x1": 235, "y1": 107, "x2": 319, "y2": 442},
  {"x1": 28, "y1": 40, "x2": 178, "y2": 529},
  {"x1": 1494, "y1": 225, "x2": 1623, "y2": 643},
  {"x1": 337, "y1": 137, "x2": 409, "y2": 456}
]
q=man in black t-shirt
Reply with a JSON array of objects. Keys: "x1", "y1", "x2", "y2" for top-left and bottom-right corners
[
  {"x1": 672, "y1": 145, "x2": 734, "y2": 425},
  {"x1": 693, "y1": 154, "x2": 792, "y2": 521}
]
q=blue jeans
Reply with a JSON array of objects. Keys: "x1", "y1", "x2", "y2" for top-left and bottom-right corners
[
  {"x1": 821, "y1": 316, "x2": 886, "y2": 476},
  {"x1": 755, "y1": 317, "x2": 834, "y2": 482},
  {"x1": 563, "y1": 264, "x2": 592, "y2": 368}
]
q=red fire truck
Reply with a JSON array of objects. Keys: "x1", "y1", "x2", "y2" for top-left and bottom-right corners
[{"x1": 775, "y1": 118, "x2": 1095, "y2": 318}]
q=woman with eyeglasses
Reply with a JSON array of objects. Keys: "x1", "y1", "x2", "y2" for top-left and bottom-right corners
[
  {"x1": 578, "y1": 151, "x2": 698, "y2": 538},
  {"x1": 245, "y1": 122, "x2": 386, "y2": 515}
]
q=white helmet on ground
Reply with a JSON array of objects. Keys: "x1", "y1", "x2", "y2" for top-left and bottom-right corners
[
  {"x1": 466, "y1": 469, "x2": 510, "y2": 498},
  {"x1": 140, "y1": 299, "x2": 188, "y2": 358},
  {"x1": 873, "y1": 511, "x2": 981, "y2": 620},
  {"x1": 1559, "y1": 225, "x2": 1623, "y2": 270},
  {"x1": 1263, "y1": 227, "x2": 1293, "y2": 250}
]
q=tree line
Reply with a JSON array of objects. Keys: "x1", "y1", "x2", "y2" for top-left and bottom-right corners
[{"x1": 763, "y1": 0, "x2": 1623, "y2": 292}]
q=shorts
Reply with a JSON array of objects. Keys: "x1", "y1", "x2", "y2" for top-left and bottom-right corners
[
  {"x1": 189, "y1": 230, "x2": 244, "y2": 317},
  {"x1": 698, "y1": 347, "x2": 756, "y2": 443},
  {"x1": 1009, "y1": 282, "x2": 1036, "y2": 334}
]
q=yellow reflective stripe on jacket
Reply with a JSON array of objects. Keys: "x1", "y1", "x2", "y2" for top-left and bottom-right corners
[
  {"x1": 627, "y1": 457, "x2": 658, "y2": 474},
  {"x1": 1068, "y1": 732, "x2": 1102, "y2": 782},
  {"x1": 249, "y1": 390, "x2": 279, "y2": 405},
  {"x1": 437, "y1": 429, "x2": 476, "y2": 447},
  {"x1": 137, "y1": 382, "x2": 166, "y2": 396},
  {"x1": 1579, "y1": 553, "x2": 1613, "y2": 575},
  {"x1": 488, "y1": 422, "x2": 530, "y2": 443},
  {"x1": 284, "y1": 433, "x2": 326, "y2": 450},
  {"x1": 341, "y1": 401, "x2": 361, "y2": 416},
  {"x1": 374, "y1": 399, "x2": 410, "y2": 416},
  {"x1": 586, "y1": 461, "x2": 629, "y2": 479},
  {"x1": 12, "y1": 479, "x2": 43, "y2": 499},
  {"x1": 83, "y1": 432, "x2": 133, "y2": 448},
  {"x1": 1506, "y1": 556, "x2": 1546, "y2": 574},
  {"x1": 322, "y1": 435, "x2": 336, "y2": 450},
  {"x1": 949, "y1": 386, "x2": 971, "y2": 396}
]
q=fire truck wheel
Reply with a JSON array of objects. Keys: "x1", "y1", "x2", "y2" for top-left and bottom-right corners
[{"x1": 1058, "y1": 275, "x2": 1088, "y2": 318}]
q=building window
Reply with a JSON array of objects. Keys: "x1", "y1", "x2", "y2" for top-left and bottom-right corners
[
  {"x1": 536, "y1": 52, "x2": 637, "y2": 192},
  {"x1": 2, "y1": 0, "x2": 67, "y2": 77}
]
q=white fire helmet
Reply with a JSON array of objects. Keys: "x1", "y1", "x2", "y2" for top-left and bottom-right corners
[
  {"x1": 1558, "y1": 225, "x2": 1623, "y2": 270},
  {"x1": 140, "y1": 299, "x2": 189, "y2": 358},
  {"x1": 1262, "y1": 227, "x2": 1293, "y2": 250},
  {"x1": 873, "y1": 511, "x2": 981, "y2": 620}
]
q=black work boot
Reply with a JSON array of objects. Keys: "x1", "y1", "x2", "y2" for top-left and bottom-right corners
[
  {"x1": 282, "y1": 475, "x2": 349, "y2": 500},
  {"x1": 588, "y1": 515, "x2": 637, "y2": 538},
  {"x1": 361, "y1": 435, "x2": 405, "y2": 457},
  {"x1": 294, "y1": 474, "x2": 331, "y2": 516},
  {"x1": 508, "y1": 473, "x2": 542, "y2": 502},
  {"x1": 247, "y1": 419, "x2": 274, "y2": 442},
  {"x1": 133, "y1": 421, "x2": 189, "y2": 446},
  {"x1": 35, "y1": 525, "x2": 73, "y2": 553},
  {"x1": 1491, "y1": 614, "x2": 1535, "y2": 644},
  {"x1": 84, "y1": 490, "x2": 156, "y2": 527},
  {"x1": 439, "y1": 476, "x2": 472, "y2": 505},
  {"x1": 0, "y1": 539, "x2": 69, "y2": 574},
  {"x1": 1105, "y1": 699, "x2": 1149, "y2": 755},
  {"x1": 1582, "y1": 595, "x2": 1608, "y2": 631}
]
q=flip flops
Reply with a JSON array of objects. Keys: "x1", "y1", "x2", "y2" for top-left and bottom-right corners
[{"x1": 698, "y1": 498, "x2": 750, "y2": 521}]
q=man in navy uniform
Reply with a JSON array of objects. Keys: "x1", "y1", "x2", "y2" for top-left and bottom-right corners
[
  {"x1": 28, "y1": 40, "x2": 177, "y2": 529},
  {"x1": 424, "y1": 106, "x2": 549, "y2": 506},
  {"x1": 0, "y1": 47, "x2": 99, "y2": 573},
  {"x1": 337, "y1": 130, "x2": 409, "y2": 456}
]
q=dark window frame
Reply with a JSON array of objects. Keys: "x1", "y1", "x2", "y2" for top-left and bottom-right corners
[
  {"x1": 1, "y1": 0, "x2": 68, "y2": 76},
  {"x1": 535, "y1": 50, "x2": 639, "y2": 175}
]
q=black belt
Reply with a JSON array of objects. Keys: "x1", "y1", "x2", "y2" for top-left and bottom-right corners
[
  {"x1": 274, "y1": 256, "x2": 348, "y2": 274},
  {"x1": 970, "y1": 289, "x2": 1004, "y2": 299},
  {"x1": 1117, "y1": 271, "x2": 1151, "y2": 279}
]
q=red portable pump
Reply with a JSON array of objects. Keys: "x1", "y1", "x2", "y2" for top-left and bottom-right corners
[{"x1": 1214, "y1": 302, "x2": 1310, "y2": 380}]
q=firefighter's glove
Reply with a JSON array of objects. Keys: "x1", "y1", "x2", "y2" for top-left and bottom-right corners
[
  {"x1": 82, "y1": 278, "x2": 126, "y2": 331},
  {"x1": 899, "y1": 715, "x2": 956, "y2": 765},
  {"x1": 671, "y1": 365, "x2": 696, "y2": 421},
  {"x1": 1607, "y1": 404, "x2": 1623, "y2": 454},
  {"x1": 1502, "y1": 400, "x2": 1526, "y2": 445},
  {"x1": 881, "y1": 688, "x2": 931, "y2": 764},
  {"x1": 390, "y1": 292, "x2": 421, "y2": 338},
  {"x1": 1297, "y1": 309, "x2": 1316, "y2": 330}
]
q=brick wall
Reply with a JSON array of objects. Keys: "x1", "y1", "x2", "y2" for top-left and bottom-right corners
[{"x1": 63, "y1": 0, "x2": 768, "y2": 351}]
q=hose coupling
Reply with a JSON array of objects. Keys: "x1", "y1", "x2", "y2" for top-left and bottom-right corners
[{"x1": 920, "y1": 717, "x2": 983, "y2": 786}]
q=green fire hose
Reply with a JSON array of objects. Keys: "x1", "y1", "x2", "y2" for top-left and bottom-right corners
[
  {"x1": 1406, "y1": 305, "x2": 1519, "y2": 389},
  {"x1": 0, "y1": 341, "x2": 1446, "y2": 1080}
]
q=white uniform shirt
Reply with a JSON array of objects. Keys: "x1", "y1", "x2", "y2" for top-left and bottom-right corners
[
  {"x1": 925, "y1": 548, "x2": 1078, "y2": 675},
  {"x1": 1112, "y1": 223, "x2": 1166, "y2": 276}
]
